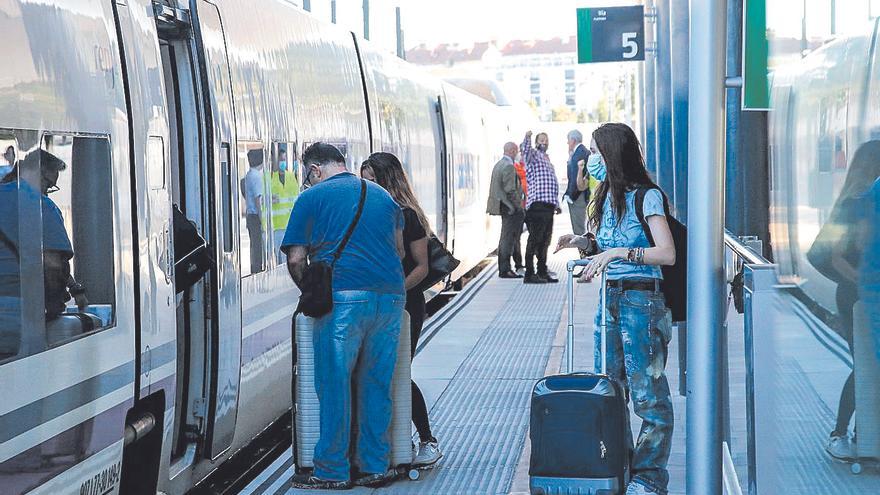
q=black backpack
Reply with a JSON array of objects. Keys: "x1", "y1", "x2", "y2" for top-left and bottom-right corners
[{"x1": 635, "y1": 187, "x2": 687, "y2": 322}]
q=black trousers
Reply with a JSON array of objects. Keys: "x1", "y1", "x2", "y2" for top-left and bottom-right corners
[
  {"x1": 406, "y1": 291, "x2": 434, "y2": 441},
  {"x1": 524, "y1": 202, "x2": 555, "y2": 275},
  {"x1": 246, "y1": 213, "x2": 265, "y2": 274},
  {"x1": 498, "y1": 207, "x2": 525, "y2": 273}
]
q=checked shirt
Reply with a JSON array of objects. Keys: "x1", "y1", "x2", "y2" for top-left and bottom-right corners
[{"x1": 520, "y1": 134, "x2": 559, "y2": 209}]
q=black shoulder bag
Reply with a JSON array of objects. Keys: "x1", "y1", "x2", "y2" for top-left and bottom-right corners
[
  {"x1": 635, "y1": 186, "x2": 688, "y2": 323},
  {"x1": 415, "y1": 235, "x2": 461, "y2": 292},
  {"x1": 295, "y1": 179, "x2": 367, "y2": 318}
]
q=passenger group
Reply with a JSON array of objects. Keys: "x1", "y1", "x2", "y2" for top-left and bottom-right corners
[{"x1": 278, "y1": 121, "x2": 678, "y2": 494}]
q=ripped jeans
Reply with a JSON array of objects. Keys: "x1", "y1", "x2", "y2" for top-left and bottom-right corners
[{"x1": 594, "y1": 286, "x2": 674, "y2": 494}]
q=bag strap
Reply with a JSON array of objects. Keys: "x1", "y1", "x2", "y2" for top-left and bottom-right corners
[
  {"x1": 0, "y1": 226, "x2": 20, "y2": 261},
  {"x1": 332, "y1": 179, "x2": 367, "y2": 264},
  {"x1": 634, "y1": 186, "x2": 671, "y2": 248}
]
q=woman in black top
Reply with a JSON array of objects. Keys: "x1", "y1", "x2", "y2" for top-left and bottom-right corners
[{"x1": 361, "y1": 152, "x2": 442, "y2": 467}]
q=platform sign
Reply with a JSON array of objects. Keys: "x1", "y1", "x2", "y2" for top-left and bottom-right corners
[
  {"x1": 743, "y1": 0, "x2": 769, "y2": 110},
  {"x1": 577, "y1": 6, "x2": 645, "y2": 63}
]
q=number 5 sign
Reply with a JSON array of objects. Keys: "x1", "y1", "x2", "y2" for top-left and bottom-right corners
[{"x1": 577, "y1": 6, "x2": 645, "y2": 63}]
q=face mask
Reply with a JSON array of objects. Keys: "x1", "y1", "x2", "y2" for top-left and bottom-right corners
[
  {"x1": 536, "y1": 143, "x2": 548, "y2": 153},
  {"x1": 279, "y1": 161, "x2": 287, "y2": 172},
  {"x1": 587, "y1": 153, "x2": 606, "y2": 181}
]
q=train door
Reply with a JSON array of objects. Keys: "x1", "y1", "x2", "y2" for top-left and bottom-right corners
[
  {"x1": 434, "y1": 94, "x2": 454, "y2": 246},
  {"x1": 191, "y1": 0, "x2": 242, "y2": 460},
  {"x1": 154, "y1": 2, "x2": 211, "y2": 469}
]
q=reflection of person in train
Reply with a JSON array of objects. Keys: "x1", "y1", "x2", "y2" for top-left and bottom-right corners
[
  {"x1": 244, "y1": 149, "x2": 266, "y2": 274},
  {"x1": 0, "y1": 150, "x2": 87, "y2": 358},
  {"x1": 270, "y1": 148, "x2": 299, "y2": 264},
  {"x1": 858, "y1": 174, "x2": 880, "y2": 367},
  {"x1": 810, "y1": 141, "x2": 880, "y2": 460}
]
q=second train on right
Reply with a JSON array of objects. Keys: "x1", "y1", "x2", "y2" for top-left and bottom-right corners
[{"x1": 770, "y1": 17, "x2": 880, "y2": 318}]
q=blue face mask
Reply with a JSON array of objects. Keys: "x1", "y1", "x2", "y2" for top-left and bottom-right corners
[
  {"x1": 279, "y1": 160, "x2": 287, "y2": 172},
  {"x1": 587, "y1": 153, "x2": 606, "y2": 181}
]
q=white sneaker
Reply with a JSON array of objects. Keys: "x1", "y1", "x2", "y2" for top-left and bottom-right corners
[
  {"x1": 625, "y1": 481, "x2": 656, "y2": 495},
  {"x1": 825, "y1": 434, "x2": 856, "y2": 460},
  {"x1": 413, "y1": 440, "x2": 442, "y2": 467}
]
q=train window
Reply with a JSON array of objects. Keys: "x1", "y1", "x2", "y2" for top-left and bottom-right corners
[
  {"x1": 238, "y1": 141, "x2": 268, "y2": 276},
  {"x1": 0, "y1": 136, "x2": 16, "y2": 181},
  {"x1": 269, "y1": 142, "x2": 300, "y2": 266},
  {"x1": 147, "y1": 137, "x2": 166, "y2": 190},
  {"x1": 0, "y1": 132, "x2": 116, "y2": 363}
]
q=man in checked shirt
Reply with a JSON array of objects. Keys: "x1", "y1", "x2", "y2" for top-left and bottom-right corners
[{"x1": 520, "y1": 130, "x2": 562, "y2": 284}]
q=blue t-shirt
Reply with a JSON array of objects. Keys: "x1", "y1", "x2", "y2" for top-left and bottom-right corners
[
  {"x1": 0, "y1": 181, "x2": 73, "y2": 297},
  {"x1": 859, "y1": 178, "x2": 880, "y2": 292},
  {"x1": 596, "y1": 188, "x2": 665, "y2": 281},
  {"x1": 281, "y1": 172, "x2": 405, "y2": 294},
  {"x1": 244, "y1": 167, "x2": 264, "y2": 215}
]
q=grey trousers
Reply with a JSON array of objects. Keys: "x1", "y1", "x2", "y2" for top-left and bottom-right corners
[
  {"x1": 498, "y1": 209, "x2": 525, "y2": 273},
  {"x1": 568, "y1": 193, "x2": 589, "y2": 235}
]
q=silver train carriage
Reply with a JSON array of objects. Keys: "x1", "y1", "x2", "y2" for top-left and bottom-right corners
[
  {"x1": 0, "y1": 0, "x2": 512, "y2": 493},
  {"x1": 769, "y1": 17, "x2": 880, "y2": 316}
]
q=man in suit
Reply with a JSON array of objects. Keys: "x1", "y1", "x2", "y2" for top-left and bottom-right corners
[
  {"x1": 487, "y1": 142, "x2": 525, "y2": 278},
  {"x1": 563, "y1": 129, "x2": 591, "y2": 236}
]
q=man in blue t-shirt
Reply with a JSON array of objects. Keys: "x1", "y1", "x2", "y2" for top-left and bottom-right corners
[
  {"x1": 281, "y1": 142, "x2": 405, "y2": 489},
  {"x1": 0, "y1": 150, "x2": 82, "y2": 358}
]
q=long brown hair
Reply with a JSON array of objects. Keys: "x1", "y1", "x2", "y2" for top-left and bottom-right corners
[
  {"x1": 361, "y1": 152, "x2": 432, "y2": 235},
  {"x1": 588, "y1": 123, "x2": 657, "y2": 231}
]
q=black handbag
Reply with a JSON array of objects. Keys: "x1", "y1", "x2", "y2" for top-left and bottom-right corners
[
  {"x1": 415, "y1": 235, "x2": 460, "y2": 292},
  {"x1": 295, "y1": 179, "x2": 367, "y2": 318}
]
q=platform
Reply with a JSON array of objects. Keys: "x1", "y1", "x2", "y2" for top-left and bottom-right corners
[{"x1": 239, "y1": 222, "x2": 878, "y2": 495}]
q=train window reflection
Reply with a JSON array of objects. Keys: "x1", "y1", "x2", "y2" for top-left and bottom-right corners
[
  {"x1": 0, "y1": 132, "x2": 116, "y2": 363},
  {"x1": 0, "y1": 137, "x2": 16, "y2": 182},
  {"x1": 238, "y1": 142, "x2": 268, "y2": 276},
  {"x1": 269, "y1": 142, "x2": 299, "y2": 266}
]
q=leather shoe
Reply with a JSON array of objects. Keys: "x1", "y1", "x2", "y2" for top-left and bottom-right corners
[
  {"x1": 499, "y1": 270, "x2": 523, "y2": 279},
  {"x1": 523, "y1": 273, "x2": 548, "y2": 284},
  {"x1": 539, "y1": 273, "x2": 559, "y2": 283}
]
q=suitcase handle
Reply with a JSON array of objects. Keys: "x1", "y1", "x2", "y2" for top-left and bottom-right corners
[{"x1": 566, "y1": 259, "x2": 610, "y2": 374}]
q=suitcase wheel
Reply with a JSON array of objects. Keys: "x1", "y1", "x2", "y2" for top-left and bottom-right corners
[
  {"x1": 851, "y1": 462, "x2": 862, "y2": 475},
  {"x1": 408, "y1": 468, "x2": 420, "y2": 481}
]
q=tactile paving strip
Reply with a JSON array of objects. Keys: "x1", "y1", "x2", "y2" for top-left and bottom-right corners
[{"x1": 381, "y1": 261, "x2": 568, "y2": 494}]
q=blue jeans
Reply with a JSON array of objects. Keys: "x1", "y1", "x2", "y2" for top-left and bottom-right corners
[
  {"x1": 594, "y1": 287, "x2": 674, "y2": 494},
  {"x1": 312, "y1": 290, "x2": 404, "y2": 481}
]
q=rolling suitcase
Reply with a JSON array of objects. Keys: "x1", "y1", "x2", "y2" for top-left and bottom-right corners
[
  {"x1": 529, "y1": 260, "x2": 630, "y2": 495},
  {"x1": 292, "y1": 311, "x2": 413, "y2": 473}
]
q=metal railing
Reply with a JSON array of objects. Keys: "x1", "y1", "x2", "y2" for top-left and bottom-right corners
[{"x1": 722, "y1": 230, "x2": 777, "y2": 495}]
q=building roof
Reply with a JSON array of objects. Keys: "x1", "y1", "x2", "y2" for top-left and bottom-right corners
[{"x1": 407, "y1": 36, "x2": 577, "y2": 65}]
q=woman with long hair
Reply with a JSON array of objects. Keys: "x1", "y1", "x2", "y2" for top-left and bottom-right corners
[
  {"x1": 813, "y1": 140, "x2": 880, "y2": 460},
  {"x1": 360, "y1": 152, "x2": 442, "y2": 467},
  {"x1": 556, "y1": 123, "x2": 675, "y2": 495}
]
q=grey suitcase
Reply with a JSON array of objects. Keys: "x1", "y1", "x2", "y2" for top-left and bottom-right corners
[
  {"x1": 293, "y1": 311, "x2": 413, "y2": 471},
  {"x1": 529, "y1": 261, "x2": 630, "y2": 495}
]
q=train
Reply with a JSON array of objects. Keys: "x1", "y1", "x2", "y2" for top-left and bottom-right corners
[
  {"x1": 0, "y1": 1, "x2": 522, "y2": 493},
  {"x1": 769, "y1": 17, "x2": 880, "y2": 316}
]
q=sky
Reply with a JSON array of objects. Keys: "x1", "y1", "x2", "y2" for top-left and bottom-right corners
[
  {"x1": 400, "y1": 0, "x2": 637, "y2": 48},
  {"x1": 399, "y1": 0, "x2": 880, "y2": 49}
]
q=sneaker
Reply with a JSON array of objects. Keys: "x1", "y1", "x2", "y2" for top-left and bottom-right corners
[
  {"x1": 290, "y1": 473, "x2": 352, "y2": 490},
  {"x1": 825, "y1": 433, "x2": 856, "y2": 460},
  {"x1": 625, "y1": 480, "x2": 657, "y2": 495},
  {"x1": 414, "y1": 440, "x2": 443, "y2": 467},
  {"x1": 353, "y1": 469, "x2": 396, "y2": 488}
]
